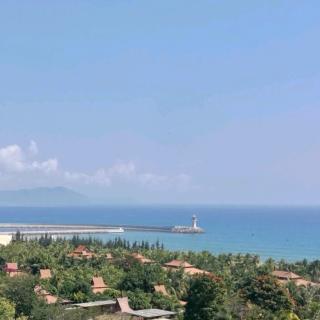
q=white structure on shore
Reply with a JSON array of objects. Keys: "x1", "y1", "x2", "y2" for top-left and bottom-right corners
[
  {"x1": 172, "y1": 215, "x2": 204, "y2": 233},
  {"x1": 192, "y1": 214, "x2": 198, "y2": 228},
  {"x1": 0, "y1": 234, "x2": 13, "y2": 246}
]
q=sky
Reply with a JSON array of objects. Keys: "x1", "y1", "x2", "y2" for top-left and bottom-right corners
[{"x1": 0, "y1": 1, "x2": 320, "y2": 205}]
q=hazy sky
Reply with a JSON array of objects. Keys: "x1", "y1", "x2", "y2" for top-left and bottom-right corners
[{"x1": 0, "y1": 1, "x2": 320, "y2": 204}]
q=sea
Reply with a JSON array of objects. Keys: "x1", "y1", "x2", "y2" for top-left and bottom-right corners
[{"x1": 0, "y1": 205, "x2": 319, "y2": 262}]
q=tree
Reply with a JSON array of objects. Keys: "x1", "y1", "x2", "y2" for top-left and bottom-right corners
[
  {"x1": 151, "y1": 292, "x2": 177, "y2": 311},
  {"x1": 120, "y1": 263, "x2": 166, "y2": 292},
  {"x1": 4, "y1": 275, "x2": 37, "y2": 318},
  {"x1": 240, "y1": 275, "x2": 293, "y2": 313},
  {"x1": 184, "y1": 275, "x2": 226, "y2": 320},
  {"x1": 127, "y1": 291, "x2": 152, "y2": 310},
  {"x1": 0, "y1": 297, "x2": 15, "y2": 320}
]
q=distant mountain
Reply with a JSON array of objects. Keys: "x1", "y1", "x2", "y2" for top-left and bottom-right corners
[{"x1": 0, "y1": 187, "x2": 90, "y2": 206}]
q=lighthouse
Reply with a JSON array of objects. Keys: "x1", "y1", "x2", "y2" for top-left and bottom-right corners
[
  {"x1": 192, "y1": 214, "x2": 198, "y2": 229},
  {"x1": 171, "y1": 214, "x2": 204, "y2": 233}
]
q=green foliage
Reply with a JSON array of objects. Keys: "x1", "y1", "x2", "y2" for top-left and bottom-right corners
[
  {"x1": 127, "y1": 290, "x2": 152, "y2": 309},
  {"x1": 240, "y1": 274, "x2": 293, "y2": 313},
  {"x1": 3, "y1": 275, "x2": 37, "y2": 318},
  {"x1": 0, "y1": 236, "x2": 320, "y2": 319},
  {"x1": 184, "y1": 275, "x2": 226, "y2": 320},
  {"x1": 0, "y1": 297, "x2": 15, "y2": 320},
  {"x1": 120, "y1": 263, "x2": 166, "y2": 292},
  {"x1": 151, "y1": 292, "x2": 178, "y2": 311}
]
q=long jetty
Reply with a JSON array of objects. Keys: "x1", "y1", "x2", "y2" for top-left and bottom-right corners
[{"x1": 0, "y1": 223, "x2": 173, "y2": 236}]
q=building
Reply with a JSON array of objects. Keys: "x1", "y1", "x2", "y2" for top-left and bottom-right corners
[
  {"x1": 68, "y1": 245, "x2": 94, "y2": 259},
  {"x1": 116, "y1": 297, "x2": 176, "y2": 319},
  {"x1": 91, "y1": 277, "x2": 108, "y2": 294},
  {"x1": 0, "y1": 234, "x2": 12, "y2": 246},
  {"x1": 131, "y1": 253, "x2": 154, "y2": 264},
  {"x1": 34, "y1": 285, "x2": 70, "y2": 305},
  {"x1": 40, "y1": 269, "x2": 52, "y2": 280},
  {"x1": 3, "y1": 262, "x2": 23, "y2": 277},
  {"x1": 154, "y1": 285, "x2": 186, "y2": 306},
  {"x1": 272, "y1": 270, "x2": 318, "y2": 287},
  {"x1": 70, "y1": 300, "x2": 117, "y2": 314},
  {"x1": 163, "y1": 259, "x2": 194, "y2": 270},
  {"x1": 171, "y1": 214, "x2": 204, "y2": 233}
]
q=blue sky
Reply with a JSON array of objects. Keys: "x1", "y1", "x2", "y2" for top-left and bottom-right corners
[{"x1": 0, "y1": 1, "x2": 320, "y2": 204}]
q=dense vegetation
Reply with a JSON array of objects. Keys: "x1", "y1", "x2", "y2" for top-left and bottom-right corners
[{"x1": 0, "y1": 235, "x2": 320, "y2": 319}]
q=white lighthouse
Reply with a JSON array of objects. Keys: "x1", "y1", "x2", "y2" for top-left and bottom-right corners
[
  {"x1": 172, "y1": 214, "x2": 204, "y2": 233},
  {"x1": 192, "y1": 214, "x2": 198, "y2": 229}
]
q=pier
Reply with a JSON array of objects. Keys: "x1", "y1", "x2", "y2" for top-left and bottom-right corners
[
  {"x1": 0, "y1": 215, "x2": 204, "y2": 236},
  {"x1": 0, "y1": 223, "x2": 173, "y2": 236}
]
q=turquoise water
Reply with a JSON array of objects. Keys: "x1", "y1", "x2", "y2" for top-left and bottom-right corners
[{"x1": 0, "y1": 205, "x2": 319, "y2": 262}]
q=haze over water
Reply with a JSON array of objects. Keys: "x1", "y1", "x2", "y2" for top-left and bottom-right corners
[{"x1": 0, "y1": 205, "x2": 319, "y2": 262}]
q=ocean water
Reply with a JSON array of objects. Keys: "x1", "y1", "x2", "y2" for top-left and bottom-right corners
[{"x1": 0, "y1": 205, "x2": 319, "y2": 262}]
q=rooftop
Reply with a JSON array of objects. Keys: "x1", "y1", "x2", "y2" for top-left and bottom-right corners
[
  {"x1": 73, "y1": 300, "x2": 116, "y2": 308},
  {"x1": 127, "y1": 309, "x2": 176, "y2": 319},
  {"x1": 164, "y1": 260, "x2": 193, "y2": 268},
  {"x1": 92, "y1": 277, "x2": 107, "y2": 288},
  {"x1": 272, "y1": 270, "x2": 301, "y2": 280},
  {"x1": 40, "y1": 269, "x2": 52, "y2": 279}
]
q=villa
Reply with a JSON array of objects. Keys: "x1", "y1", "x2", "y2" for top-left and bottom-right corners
[
  {"x1": 116, "y1": 297, "x2": 176, "y2": 319},
  {"x1": 39, "y1": 268, "x2": 52, "y2": 280},
  {"x1": 91, "y1": 276, "x2": 108, "y2": 294},
  {"x1": 131, "y1": 252, "x2": 154, "y2": 264},
  {"x1": 272, "y1": 270, "x2": 318, "y2": 287},
  {"x1": 68, "y1": 245, "x2": 94, "y2": 259},
  {"x1": 154, "y1": 284, "x2": 187, "y2": 306},
  {"x1": 163, "y1": 259, "x2": 194, "y2": 270},
  {"x1": 4, "y1": 262, "x2": 23, "y2": 277}
]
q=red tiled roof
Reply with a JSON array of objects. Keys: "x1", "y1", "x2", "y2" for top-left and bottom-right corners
[
  {"x1": 154, "y1": 285, "x2": 169, "y2": 296},
  {"x1": 131, "y1": 253, "x2": 154, "y2": 264},
  {"x1": 40, "y1": 269, "x2": 52, "y2": 279},
  {"x1": 184, "y1": 267, "x2": 211, "y2": 276},
  {"x1": 272, "y1": 270, "x2": 301, "y2": 280},
  {"x1": 116, "y1": 297, "x2": 134, "y2": 313},
  {"x1": 154, "y1": 285, "x2": 187, "y2": 306},
  {"x1": 91, "y1": 277, "x2": 107, "y2": 288},
  {"x1": 106, "y1": 253, "x2": 113, "y2": 259},
  {"x1": 164, "y1": 260, "x2": 193, "y2": 268},
  {"x1": 34, "y1": 285, "x2": 59, "y2": 304},
  {"x1": 5, "y1": 262, "x2": 18, "y2": 271},
  {"x1": 45, "y1": 294, "x2": 58, "y2": 304},
  {"x1": 74, "y1": 245, "x2": 90, "y2": 254}
]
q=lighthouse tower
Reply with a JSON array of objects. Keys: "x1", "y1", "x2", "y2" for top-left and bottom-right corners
[{"x1": 192, "y1": 214, "x2": 198, "y2": 229}]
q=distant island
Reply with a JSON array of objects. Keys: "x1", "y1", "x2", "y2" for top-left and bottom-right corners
[{"x1": 0, "y1": 187, "x2": 90, "y2": 206}]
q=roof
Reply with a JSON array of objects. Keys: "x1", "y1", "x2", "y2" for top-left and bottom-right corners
[
  {"x1": 128, "y1": 309, "x2": 176, "y2": 319},
  {"x1": 45, "y1": 294, "x2": 58, "y2": 304},
  {"x1": 73, "y1": 245, "x2": 90, "y2": 253},
  {"x1": 164, "y1": 260, "x2": 193, "y2": 268},
  {"x1": 34, "y1": 285, "x2": 51, "y2": 296},
  {"x1": 294, "y1": 278, "x2": 314, "y2": 287},
  {"x1": 73, "y1": 300, "x2": 116, "y2": 308},
  {"x1": 116, "y1": 297, "x2": 134, "y2": 313},
  {"x1": 40, "y1": 269, "x2": 52, "y2": 279},
  {"x1": 91, "y1": 277, "x2": 107, "y2": 288},
  {"x1": 5, "y1": 262, "x2": 18, "y2": 270},
  {"x1": 154, "y1": 285, "x2": 169, "y2": 296},
  {"x1": 131, "y1": 253, "x2": 154, "y2": 264},
  {"x1": 184, "y1": 267, "x2": 211, "y2": 276},
  {"x1": 272, "y1": 270, "x2": 301, "y2": 280},
  {"x1": 34, "y1": 285, "x2": 69, "y2": 305}
]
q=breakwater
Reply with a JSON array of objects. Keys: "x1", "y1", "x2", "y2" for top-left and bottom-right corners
[{"x1": 0, "y1": 223, "x2": 173, "y2": 236}]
